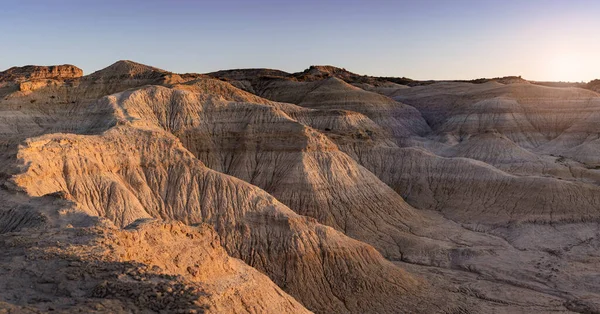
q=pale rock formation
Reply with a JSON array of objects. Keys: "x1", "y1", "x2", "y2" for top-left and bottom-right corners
[
  {"x1": 0, "y1": 65, "x2": 83, "y2": 82},
  {"x1": 0, "y1": 215, "x2": 311, "y2": 313},
  {"x1": 11, "y1": 124, "x2": 448, "y2": 313},
  {"x1": 0, "y1": 62, "x2": 458, "y2": 313},
  {"x1": 352, "y1": 81, "x2": 411, "y2": 98},
  {"x1": 3, "y1": 60, "x2": 600, "y2": 313},
  {"x1": 244, "y1": 75, "x2": 600, "y2": 224},
  {"x1": 256, "y1": 77, "x2": 431, "y2": 145}
]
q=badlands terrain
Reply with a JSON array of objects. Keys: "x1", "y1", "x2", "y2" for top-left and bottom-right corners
[{"x1": 0, "y1": 61, "x2": 599, "y2": 313}]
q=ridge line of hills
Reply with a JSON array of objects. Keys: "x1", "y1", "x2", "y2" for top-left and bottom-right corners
[
  {"x1": 3, "y1": 60, "x2": 599, "y2": 92},
  {"x1": 1, "y1": 59, "x2": 600, "y2": 313}
]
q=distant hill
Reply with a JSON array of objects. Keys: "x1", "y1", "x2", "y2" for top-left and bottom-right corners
[
  {"x1": 209, "y1": 65, "x2": 598, "y2": 90},
  {"x1": 586, "y1": 79, "x2": 600, "y2": 93}
]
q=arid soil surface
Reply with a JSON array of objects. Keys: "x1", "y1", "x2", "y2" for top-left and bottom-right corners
[{"x1": 0, "y1": 61, "x2": 599, "y2": 313}]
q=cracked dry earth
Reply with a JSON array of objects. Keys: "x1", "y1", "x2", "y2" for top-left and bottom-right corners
[{"x1": 0, "y1": 61, "x2": 599, "y2": 313}]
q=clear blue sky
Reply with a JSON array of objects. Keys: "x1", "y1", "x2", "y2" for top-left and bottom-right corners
[{"x1": 2, "y1": 0, "x2": 599, "y2": 81}]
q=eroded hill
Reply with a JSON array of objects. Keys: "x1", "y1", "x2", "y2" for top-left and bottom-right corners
[{"x1": 1, "y1": 61, "x2": 600, "y2": 313}]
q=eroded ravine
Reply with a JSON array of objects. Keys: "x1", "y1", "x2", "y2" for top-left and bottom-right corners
[
  {"x1": 9, "y1": 100, "x2": 456, "y2": 313},
  {"x1": 3, "y1": 61, "x2": 600, "y2": 313}
]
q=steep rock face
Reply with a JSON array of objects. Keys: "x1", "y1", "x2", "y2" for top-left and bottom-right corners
[
  {"x1": 11, "y1": 124, "x2": 449, "y2": 313},
  {"x1": 0, "y1": 64, "x2": 84, "y2": 94},
  {"x1": 175, "y1": 77, "x2": 399, "y2": 154},
  {"x1": 0, "y1": 65, "x2": 83, "y2": 82}
]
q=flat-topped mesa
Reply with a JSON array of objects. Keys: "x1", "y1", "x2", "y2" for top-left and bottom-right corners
[{"x1": 0, "y1": 64, "x2": 83, "y2": 83}]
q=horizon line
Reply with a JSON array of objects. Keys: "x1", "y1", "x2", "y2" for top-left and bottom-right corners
[{"x1": 0, "y1": 59, "x2": 596, "y2": 84}]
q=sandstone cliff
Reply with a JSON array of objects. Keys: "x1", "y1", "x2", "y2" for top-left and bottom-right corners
[{"x1": 0, "y1": 65, "x2": 83, "y2": 82}]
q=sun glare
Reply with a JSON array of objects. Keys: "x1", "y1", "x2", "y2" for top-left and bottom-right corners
[{"x1": 549, "y1": 54, "x2": 585, "y2": 82}]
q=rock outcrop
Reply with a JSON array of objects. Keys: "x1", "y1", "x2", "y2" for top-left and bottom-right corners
[
  {"x1": 0, "y1": 65, "x2": 83, "y2": 82},
  {"x1": 2, "y1": 60, "x2": 600, "y2": 313},
  {"x1": 256, "y1": 77, "x2": 431, "y2": 145},
  {"x1": 0, "y1": 217, "x2": 311, "y2": 313},
  {"x1": 239, "y1": 74, "x2": 600, "y2": 225},
  {"x1": 9, "y1": 110, "x2": 448, "y2": 313},
  {"x1": 0, "y1": 64, "x2": 84, "y2": 94}
]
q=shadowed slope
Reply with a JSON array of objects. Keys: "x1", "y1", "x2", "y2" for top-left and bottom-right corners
[
  {"x1": 99, "y1": 83, "x2": 435, "y2": 260},
  {"x1": 253, "y1": 77, "x2": 431, "y2": 146},
  {"x1": 394, "y1": 82, "x2": 600, "y2": 151},
  {"x1": 0, "y1": 62, "x2": 462, "y2": 313},
  {"x1": 11, "y1": 121, "x2": 451, "y2": 313},
  {"x1": 235, "y1": 75, "x2": 600, "y2": 224}
]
